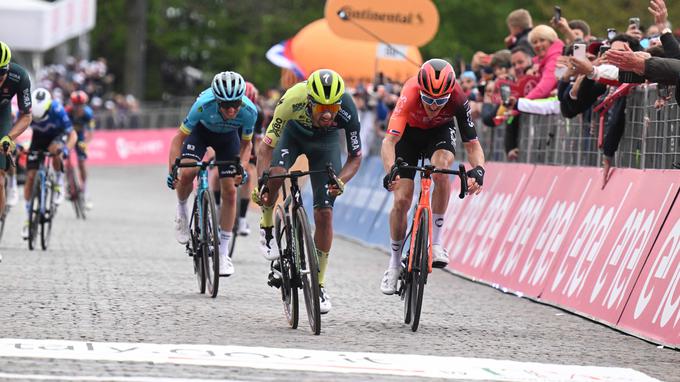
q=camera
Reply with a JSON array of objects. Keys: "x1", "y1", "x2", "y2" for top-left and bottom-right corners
[
  {"x1": 554, "y1": 6, "x2": 561, "y2": 22},
  {"x1": 500, "y1": 84, "x2": 512, "y2": 106},
  {"x1": 607, "y1": 28, "x2": 617, "y2": 40}
]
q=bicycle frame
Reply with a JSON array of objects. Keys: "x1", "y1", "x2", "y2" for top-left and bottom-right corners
[
  {"x1": 35, "y1": 153, "x2": 55, "y2": 217},
  {"x1": 408, "y1": 174, "x2": 434, "y2": 274}
]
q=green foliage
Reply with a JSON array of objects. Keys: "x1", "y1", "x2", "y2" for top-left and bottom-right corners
[{"x1": 92, "y1": 0, "x2": 680, "y2": 100}]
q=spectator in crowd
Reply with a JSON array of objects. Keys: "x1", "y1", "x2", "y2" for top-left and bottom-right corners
[
  {"x1": 524, "y1": 25, "x2": 564, "y2": 100},
  {"x1": 552, "y1": 17, "x2": 593, "y2": 45},
  {"x1": 505, "y1": 9, "x2": 534, "y2": 52},
  {"x1": 510, "y1": 46, "x2": 535, "y2": 79},
  {"x1": 460, "y1": 71, "x2": 480, "y2": 102},
  {"x1": 569, "y1": 34, "x2": 642, "y2": 188}
]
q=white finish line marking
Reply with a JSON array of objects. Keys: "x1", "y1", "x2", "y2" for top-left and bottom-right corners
[
  {"x1": 0, "y1": 374, "x2": 242, "y2": 382},
  {"x1": 0, "y1": 338, "x2": 661, "y2": 382}
]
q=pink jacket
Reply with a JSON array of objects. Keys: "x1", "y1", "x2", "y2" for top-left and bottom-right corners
[{"x1": 525, "y1": 39, "x2": 564, "y2": 100}]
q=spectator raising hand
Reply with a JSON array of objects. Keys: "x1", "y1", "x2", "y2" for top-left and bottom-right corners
[
  {"x1": 605, "y1": 46, "x2": 648, "y2": 75},
  {"x1": 648, "y1": 0, "x2": 669, "y2": 31}
]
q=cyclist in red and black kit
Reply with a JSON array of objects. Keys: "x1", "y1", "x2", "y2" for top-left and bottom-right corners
[{"x1": 380, "y1": 58, "x2": 486, "y2": 295}]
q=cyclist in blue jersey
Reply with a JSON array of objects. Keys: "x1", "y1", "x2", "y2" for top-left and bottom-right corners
[
  {"x1": 22, "y1": 88, "x2": 76, "y2": 239},
  {"x1": 167, "y1": 71, "x2": 256, "y2": 277},
  {"x1": 66, "y1": 90, "x2": 95, "y2": 209}
]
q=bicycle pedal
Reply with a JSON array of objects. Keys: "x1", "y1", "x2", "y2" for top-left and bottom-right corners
[{"x1": 267, "y1": 272, "x2": 282, "y2": 288}]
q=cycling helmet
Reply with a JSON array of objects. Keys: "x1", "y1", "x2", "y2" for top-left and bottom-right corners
[
  {"x1": 417, "y1": 58, "x2": 456, "y2": 97},
  {"x1": 0, "y1": 41, "x2": 10, "y2": 68},
  {"x1": 70, "y1": 90, "x2": 89, "y2": 105},
  {"x1": 306, "y1": 69, "x2": 345, "y2": 104},
  {"x1": 244, "y1": 81, "x2": 259, "y2": 102},
  {"x1": 32, "y1": 88, "x2": 52, "y2": 122},
  {"x1": 211, "y1": 71, "x2": 246, "y2": 101}
]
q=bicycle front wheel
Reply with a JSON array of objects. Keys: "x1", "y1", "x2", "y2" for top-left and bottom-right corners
[
  {"x1": 40, "y1": 175, "x2": 55, "y2": 250},
  {"x1": 28, "y1": 178, "x2": 41, "y2": 251},
  {"x1": 410, "y1": 209, "x2": 430, "y2": 332},
  {"x1": 202, "y1": 192, "x2": 220, "y2": 298},
  {"x1": 275, "y1": 205, "x2": 298, "y2": 329},
  {"x1": 190, "y1": 199, "x2": 205, "y2": 294},
  {"x1": 295, "y1": 207, "x2": 320, "y2": 335}
]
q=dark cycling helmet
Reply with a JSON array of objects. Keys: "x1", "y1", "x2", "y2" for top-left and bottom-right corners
[
  {"x1": 70, "y1": 90, "x2": 89, "y2": 105},
  {"x1": 0, "y1": 41, "x2": 10, "y2": 68},
  {"x1": 417, "y1": 58, "x2": 456, "y2": 97},
  {"x1": 244, "y1": 81, "x2": 259, "y2": 102},
  {"x1": 306, "y1": 69, "x2": 345, "y2": 104},
  {"x1": 211, "y1": 71, "x2": 246, "y2": 101}
]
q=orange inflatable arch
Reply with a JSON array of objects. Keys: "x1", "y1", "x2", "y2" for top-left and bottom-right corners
[{"x1": 289, "y1": 19, "x2": 422, "y2": 86}]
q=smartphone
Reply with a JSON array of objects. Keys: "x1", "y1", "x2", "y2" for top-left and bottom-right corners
[
  {"x1": 500, "y1": 84, "x2": 512, "y2": 106},
  {"x1": 573, "y1": 43, "x2": 586, "y2": 61},
  {"x1": 607, "y1": 28, "x2": 617, "y2": 40},
  {"x1": 629, "y1": 17, "x2": 640, "y2": 30},
  {"x1": 554, "y1": 6, "x2": 561, "y2": 22}
]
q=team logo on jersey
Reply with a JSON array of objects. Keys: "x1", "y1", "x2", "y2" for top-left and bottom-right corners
[
  {"x1": 292, "y1": 102, "x2": 306, "y2": 113},
  {"x1": 338, "y1": 109, "x2": 351, "y2": 122},
  {"x1": 349, "y1": 131, "x2": 360, "y2": 152}
]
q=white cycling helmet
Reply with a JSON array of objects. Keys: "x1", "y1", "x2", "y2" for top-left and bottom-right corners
[
  {"x1": 31, "y1": 88, "x2": 52, "y2": 122},
  {"x1": 211, "y1": 71, "x2": 246, "y2": 101}
]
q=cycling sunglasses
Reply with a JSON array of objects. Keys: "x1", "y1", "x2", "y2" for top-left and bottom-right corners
[
  {"x1": 219, "y1": 99, "x2": 242, "y2": 109},
  {"x1": 0, "y1": 66, "x2": 8, "y2": 76},
  {"x1": 420, "y1": 91, "x2": 450, "y2": 106},
  {"x1": 310, "y1": 100, "x2": 342, "y2": 114}
]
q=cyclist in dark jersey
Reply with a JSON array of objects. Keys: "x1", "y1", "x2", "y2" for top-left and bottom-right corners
[
  {"x1": 380, "y1": 59, "x2": 486, "y2": 295},
  {"x1": 66, "y1": 90, "x2": 95, "y2": 209},
  {"x1": 0, "y1": 41, "x2": 32, "y2": 258}
]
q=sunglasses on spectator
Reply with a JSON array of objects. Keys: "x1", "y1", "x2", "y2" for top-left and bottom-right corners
[
  {"x1": 219, "y1": 99, "x2": 242, "y2": 109},
  {"x1": 0, "y1": 66, "x2": 8, "y2": 76},
  {"x1": 420, "y1": 92, "x2": 450, "y2": 106},
  {"x1": 310, "y1": 100, "x2": 342, "y2": 114}
]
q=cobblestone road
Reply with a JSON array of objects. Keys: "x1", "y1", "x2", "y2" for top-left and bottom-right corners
[{"x1": 0, "y1": 166, "x2": 678, "y2": 382}]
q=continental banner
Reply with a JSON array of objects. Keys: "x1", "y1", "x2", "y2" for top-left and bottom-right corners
[{"x1": 324, "y1": 0, "x2": 439, "y2": 47}]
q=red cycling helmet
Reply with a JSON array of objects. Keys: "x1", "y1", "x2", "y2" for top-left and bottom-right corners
[
  {"x1": 417, "y1": 58, "x2": 456, "y2": 98},
  {"x1": 70, "y1": 90, "x2": 89, "y2": 105},
  {"x1": 244, "y1": 81, "x2": 259, "y2": 102}
]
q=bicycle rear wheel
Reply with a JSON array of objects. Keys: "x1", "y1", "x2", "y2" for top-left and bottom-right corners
[
  {"x1": 40, "y1": 174, "x2": 55, "y2": 250},
  {"x1": 28, "y1": 178, "x2": 41, "y2": 251},
  {"x1": 275, "y1": 205, "x2": 298, "y2": 329},
  {"x1": 295, "y1": 207, "x2": 320, "y2": 335},
  {"x1": 202, "y1": 192, "x2": 220, "y2": 298},
  {"x1": 190, "y1": 199, "x2": 206, "y2": 294},
  {"x1": 410, "y1": 209, "x2": 430, "y2": 332},
  {"x1": 0, "y1": 178, "x2": 9, "y2": 242}
]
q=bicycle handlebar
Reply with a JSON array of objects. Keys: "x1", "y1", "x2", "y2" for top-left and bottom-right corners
[
  {"x1": 388, "y1": 157, "x2": 468, "y2": 199},
  {"x1": 171, "y1": 157, "x2": 243, "y2": 182},
  {"x1": 259, "y1": 163, "x2": 340, "y2": 196}
]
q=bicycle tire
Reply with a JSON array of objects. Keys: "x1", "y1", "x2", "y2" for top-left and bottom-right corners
[
  {"x1": 191, "y1": 199, "x2": 206, "y2": 294},
  {"x1": 402, "y1": 255, "x2": 413, "y2": 324},
  {"x1": 275, "y1": 205, "x2": 298, "y2": 329},
  {"x1": 411, "y1": 209, "x2": 429, "y2": 332},
  {"x1": 40, "y1": 174, "x2": 55, "y2": 250},
  {"x1": 202, "y1": 191, "x2": 220, "y2": 298},
  {"x1": 0, "y1": 177, "x2": 9, "y2": 242},
  {"x1": 27, "y1": 176, "x2": 41, "y2": 251},
  {"x1": 295, "y1": 207, "x2": 321, "y2": 335},
  {"x1": 66, "y1": 165, "x2": 80, "y2": 219}
]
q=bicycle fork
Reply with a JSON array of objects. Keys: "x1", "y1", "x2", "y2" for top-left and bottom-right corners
[{"x1": 408, "y1": 177, "x2": 433, "y2": 274}]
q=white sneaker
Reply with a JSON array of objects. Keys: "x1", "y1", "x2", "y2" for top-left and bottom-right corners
[
  {"x1": 380, "y1": 267, "x2": 401, "y2": 295},
  {"x1": 54, "y1": 184, "x2": 65, "y2": 205},
  {"x1": 219, "y1": 253, "x2": 234, "y2": 276},
  {"x1": 319, "y1": 286, "x2": 331, "y2": 314},
  {"x1": 237, "y1": 219, "x2": 250, "y2": 236},
  {"x1": 259, "y1": 226, "x2": 279, "y2": 261},
  {"x1": 21, "y1": 220, "x2": 29, "y2": 240},
  {"x1": 85, "y1": 197, "x2": 93, "y2": 210},
  {"x1": 432, "y1": 244, "x2": 449, "y2": 268},
  {"x1": 7, "y1": 186, "x2": 18, "y2": 207},
  {"x1": 174, "y1": 213, "x2": 190, "y2": 244}
]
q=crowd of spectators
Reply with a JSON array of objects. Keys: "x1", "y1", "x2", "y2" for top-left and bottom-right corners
[
  {"x1": 36, "y1": 56, "x2": 140, "y2": 128},
  {"x1": 456, "y1": 0, "x2": 679, "y2": 186}
]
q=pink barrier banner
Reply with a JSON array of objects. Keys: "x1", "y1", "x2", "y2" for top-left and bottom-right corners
[
  {"x1": 618, "y1": 171, "x2": 680, "y2": 347},
  {"x1": 86, "y1": 128, "x2": 176, "y2": 166},
  {"x1": 441, "y1": 163, "x2": 533, "y2": 280},
  {"x1": 540, "y1": 169, "x2": 678, "y2": 326}
]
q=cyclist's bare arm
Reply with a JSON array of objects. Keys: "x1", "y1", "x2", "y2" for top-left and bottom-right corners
[
  {"x1": 9, "y1": 112, "x2": 31, "y2": 140},
  {"x1": 66, "y1": 130, "x2": 77, "y2": 149},
  {"x1": 238, "y1": 139, "x2": 251, "y2": 169},
  {"x1": 168, "y1": 128, "x2": 189, "y2": 173},
  {"x1": 255, "y1": 142, "x2": 273, "y2": 180},
  {"x1": 338, "y1": 154, "x2": 361, "y2": 184}
]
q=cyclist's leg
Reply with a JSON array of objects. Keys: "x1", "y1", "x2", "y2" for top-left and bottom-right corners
[
  {"x1": 236, "y1": 145, "x2": 257, "y2": 234},
  {"x1": 425, "y1": 123, "x2": 456, "y2": 248},
  {"x1": 75, "y1": 131, "x2": 89, "y2": 199},
  {"x1": 174, "y1": 126, "x2": 204, "y2": 244},
  {"x1": 23, "y1": 143, "x2": 44, "y2": 237}
]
